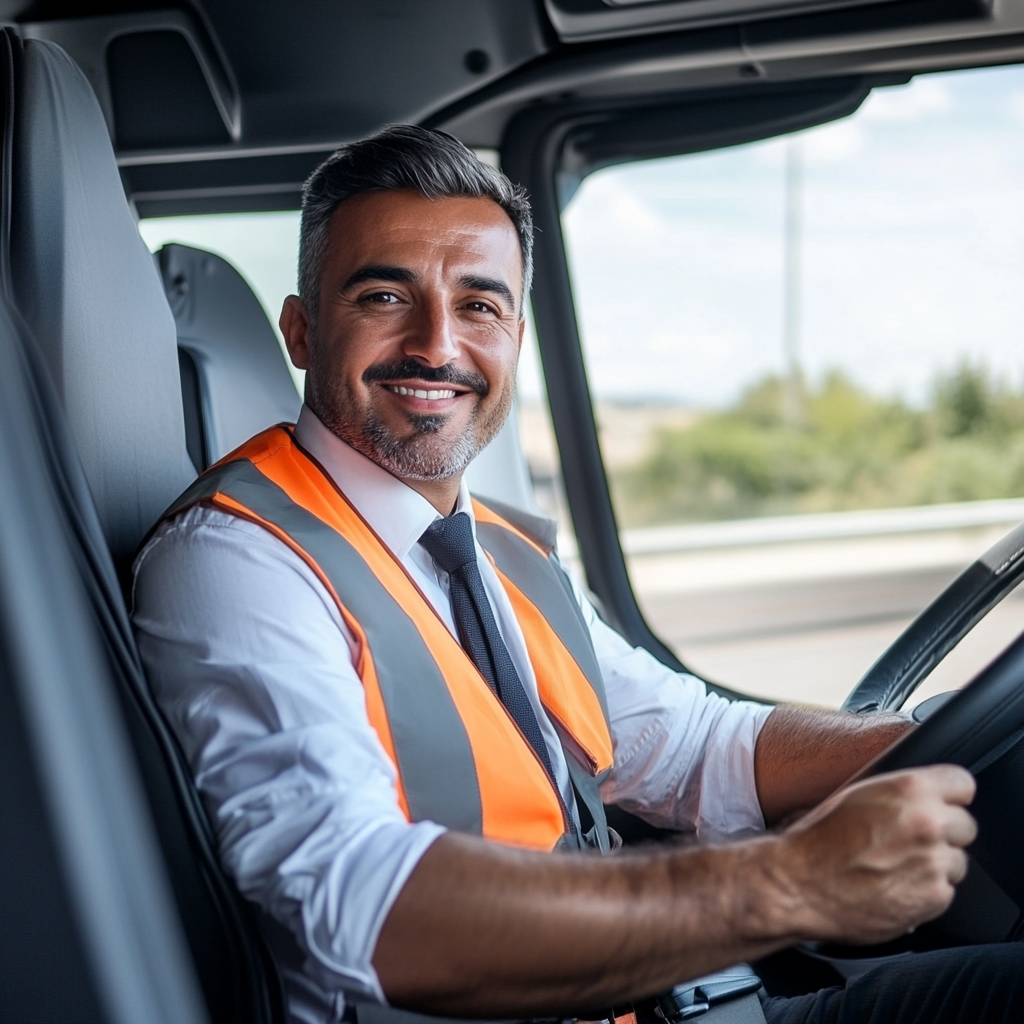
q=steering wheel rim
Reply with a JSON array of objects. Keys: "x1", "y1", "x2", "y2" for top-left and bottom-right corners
[
  {"x1": 860, "y1": 629, "x2": 1024, "y2": 779},
  {"x1": 842, "y1": 521, "x2": 1024, "y2": 713},
  {"x1": 841, "y1": 626, "x2": 1024, "y2": 949},
  {"x1": 827, "y1": 521, "x2": 1024, "y2": 949}
]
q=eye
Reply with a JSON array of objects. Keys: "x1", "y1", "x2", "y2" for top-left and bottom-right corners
[
  {"x1": 363, "y1": 290, "x2": 402, "y2": 304},
  {"x1": 465, "y1": 299, "x2": 498, "y2": 315}
]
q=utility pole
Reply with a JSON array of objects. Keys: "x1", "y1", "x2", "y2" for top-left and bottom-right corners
[{"x1": 783, "y1": 138, "x2": 803, "y2": 426}]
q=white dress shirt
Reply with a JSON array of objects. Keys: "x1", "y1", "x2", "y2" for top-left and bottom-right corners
[{"x1": 132, "y1": 406, "x2": 772, "y2": 1024}]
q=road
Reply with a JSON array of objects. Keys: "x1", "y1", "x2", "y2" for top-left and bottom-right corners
[{"x1": 623, "y1": 524, "x2": 1024, "y2": 709}]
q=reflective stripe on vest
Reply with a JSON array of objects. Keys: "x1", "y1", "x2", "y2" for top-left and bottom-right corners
[{"x1": 159, "y1": 425, "x2": 613, "y2": 852}]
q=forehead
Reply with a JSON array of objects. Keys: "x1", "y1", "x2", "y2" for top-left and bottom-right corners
[{"x1": 325, "y1": 190, "x2": 522, "y2": 278}]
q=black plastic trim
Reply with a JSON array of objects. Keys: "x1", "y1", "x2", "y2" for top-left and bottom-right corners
[{"x1": 178, "y1": 347, "x2": 208, "y2": 474}]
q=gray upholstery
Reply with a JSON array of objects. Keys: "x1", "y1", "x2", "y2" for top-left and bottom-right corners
[
  {"x1": 10, "y1": 39, "x2": 195, "y2": 561},
  {"x1": 158, "y1": 243, "x2": 301, "y2": 465}
]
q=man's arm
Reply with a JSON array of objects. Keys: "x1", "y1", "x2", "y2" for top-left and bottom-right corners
[
  {"x1": 374, "y1": 764, "x2": 975, "y2": 1017},
  {"x1": 755, "y1": 705, "x2": 913, "y2": 825},
  {"x1": 569, "y1": 573, "x2": 913, "y2": 832},
  {"x1": 133, "y1": 511, "x2": 450, "y2": 1003}
]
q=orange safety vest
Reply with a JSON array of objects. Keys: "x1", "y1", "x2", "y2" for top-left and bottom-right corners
[{"x1": 158, "y1": 425, "x2": 614, "y2": 852}]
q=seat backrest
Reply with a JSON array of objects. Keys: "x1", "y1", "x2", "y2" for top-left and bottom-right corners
[
  {"x1": 4, "y1": 32, "x2": 283, "y2": 1024},
  {"x1": 157, "y1": 243, "x2": 301, "y2": 471},
  {"x1": 8, "y1": 32, "x2": 196, "y2": 566}
]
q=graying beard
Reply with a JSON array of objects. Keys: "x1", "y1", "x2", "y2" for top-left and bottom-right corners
[
  {"x1": 308, "y1": 345, "x2": 513, "y2": 481},
  {"x1": 359, "y1": 413, "x2": 482, "y2": 480}
]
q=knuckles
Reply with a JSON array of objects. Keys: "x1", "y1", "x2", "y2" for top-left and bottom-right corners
[
  {"x1": 892, "y1": 772, "x2": 923, "y2": 797},
  {"x1": 904, "y1": 809, "x2": 943, "y2": 845},
  {"x1": 796, "y1": 766, "x2": 977, "y2": 945}
]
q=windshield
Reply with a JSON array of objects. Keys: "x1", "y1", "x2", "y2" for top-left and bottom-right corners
[{"x1": 558, "y1": 64, "x2": 1024, "y2": 708}]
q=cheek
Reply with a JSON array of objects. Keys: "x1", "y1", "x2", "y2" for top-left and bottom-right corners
[
  {"x1": 314, "y1": 336, "x2": 372, "y2": 392},
  {"x1": 472, "y1": 331, "x2": 520, "y2": 383},
  {"x1": 486, "y1": 347, "x2": 520, "y2": 397}
]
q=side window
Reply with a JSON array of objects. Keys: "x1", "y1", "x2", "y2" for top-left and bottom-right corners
[{"x1": 561, "y1": 66, "x2": 1024, "y2": 709}]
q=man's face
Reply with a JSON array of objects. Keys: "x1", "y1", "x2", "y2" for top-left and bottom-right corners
[{"x1": 284, "y1": 189, "x2": 525, "y2": 485}]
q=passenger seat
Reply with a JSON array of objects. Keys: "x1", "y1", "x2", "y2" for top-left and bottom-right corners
[{"x1": 157, "y1": 244, "x2": 301, "y2": 472}]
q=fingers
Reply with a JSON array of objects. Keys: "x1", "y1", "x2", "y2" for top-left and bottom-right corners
[
  {"x1": 784, "y1": 763, "x2": 980, "y2": 946},
  {"x1": 884, "y1": 766, "x2": 978, "y2": 850},
  {"x1": 862, "y1": 766, "x2": 976, "y2": 848},
  {"x1": 908, "y1": 763, "x2": 977, "y2": 806},
  {"x1": 940, "y1": 805, "x2": 978, "y2": 849},
  {"x1": 944, "y1": 847, "x2": 969, "y2": 886}
]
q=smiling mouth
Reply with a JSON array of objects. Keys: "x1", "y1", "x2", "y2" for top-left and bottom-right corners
[{"x1": 385, "y1": 384, "x2": 462, "y2": 401}]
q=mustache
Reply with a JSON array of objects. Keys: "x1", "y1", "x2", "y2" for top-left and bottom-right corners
[{"x1": 362, "y1": 359, "x2": 489, "y2": 397}]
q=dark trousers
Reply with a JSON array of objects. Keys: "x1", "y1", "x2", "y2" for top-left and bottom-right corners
[{"x1": 762, "y1": 944, "x2": 1024, "y2": 1024}]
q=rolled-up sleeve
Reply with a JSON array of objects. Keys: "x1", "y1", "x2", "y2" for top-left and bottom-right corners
[
  {"x1": 566, "y1": 577, "x2": 773, "y2": 842},
  {"x1": 132, "y1": 508, "x2": 445, "y2": 1007}
]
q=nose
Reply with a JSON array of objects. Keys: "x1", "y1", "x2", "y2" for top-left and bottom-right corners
[{"x1": 402, "y1": 293, "x2": 460, "y2": 368}]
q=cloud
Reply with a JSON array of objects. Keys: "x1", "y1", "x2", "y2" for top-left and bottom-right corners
[
  {"x1": 801, "y1": 120, "x2": 866, "y2": 164},
  {"x1": 860, "y1": 77, "x2": 952, "y2": 123},
  {"x1": 561, "y1": 61, "x2": 1024, "y2": 411},
  {"x1": 754, "y1": 119, "x2": 865, "y2": 167},
  {"x1": 604, "y1": 186, "x2": 663, "y2": 235}
]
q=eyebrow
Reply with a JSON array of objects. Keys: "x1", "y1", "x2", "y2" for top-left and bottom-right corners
[
  {"x1": 342, "y1": 264, "x2": 417, "y2": 290},
  {"x1": 459, "y1": 274, "x2": 516, "y2": 313}
]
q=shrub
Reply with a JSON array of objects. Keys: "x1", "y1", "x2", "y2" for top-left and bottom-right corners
[{"x1": 611, "y1": 364, "x2": 1024, "y2": 527}]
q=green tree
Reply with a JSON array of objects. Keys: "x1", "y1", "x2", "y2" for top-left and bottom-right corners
[
  {"x1": 934, "y1": 362, "x2": 1003, "y2": 439},
  {"x1": 611, "y1": 364, "x2": 1024, "y2": 528}
]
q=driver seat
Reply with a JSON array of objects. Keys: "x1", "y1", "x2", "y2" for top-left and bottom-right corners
[{"x1": 3, "y1": 29, "x2": 285, "y2": 1024}]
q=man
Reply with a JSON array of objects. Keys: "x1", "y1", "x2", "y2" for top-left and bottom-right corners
[{"x1": 132, "y1": 125, "x2": 1017, "y2": 1024}]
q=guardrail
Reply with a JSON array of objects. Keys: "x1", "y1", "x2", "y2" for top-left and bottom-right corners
[{"x1": 616, "y1": 498, "x2": 1024, "y2": 557}]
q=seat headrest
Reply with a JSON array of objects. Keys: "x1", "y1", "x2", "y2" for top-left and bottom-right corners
[
  {"x1": 159, "y1": 244, "x2": 301, "y2": 464},
  {"x1": 10, "y1": 38, "x2": 195, "y2": 561}
]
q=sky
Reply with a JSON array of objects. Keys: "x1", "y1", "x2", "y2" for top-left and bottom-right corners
[
  {"x1": 562, "y1": 63, "x2": 1024, "y2": 408},
  {"x1": 139, "y1": 61, "x2": 1024, "y2": 410}
]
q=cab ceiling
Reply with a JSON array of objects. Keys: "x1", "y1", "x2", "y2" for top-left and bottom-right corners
[{"x1": 4, "y1": 0, "x2": 1024, "y2": 216}]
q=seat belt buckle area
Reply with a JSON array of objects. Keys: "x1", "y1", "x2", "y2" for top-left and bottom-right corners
[{"x1": 638, "y1": 965, "x2": 763, "y2": 1022}]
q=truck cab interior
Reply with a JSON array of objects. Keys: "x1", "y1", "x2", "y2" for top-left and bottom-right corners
[{"x1": 4, "y1": 3, "x2": 1024, "y2": 1023}]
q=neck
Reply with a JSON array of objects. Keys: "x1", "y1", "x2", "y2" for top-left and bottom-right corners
[{"x1": 400, "y1": 474, "x2": 464, "y2": 516}]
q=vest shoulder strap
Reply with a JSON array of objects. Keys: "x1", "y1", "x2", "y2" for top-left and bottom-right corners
[
  {"x1": 472, "y1": 495, "x2": 558, "y2": 555},
  {"x1": 470, "y1": 495, "x2": 613, "y2": 854}
]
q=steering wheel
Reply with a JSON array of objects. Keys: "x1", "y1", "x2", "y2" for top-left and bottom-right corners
[{"x1": 835, "y1": 521, "x2": 1024, "y2": 947}]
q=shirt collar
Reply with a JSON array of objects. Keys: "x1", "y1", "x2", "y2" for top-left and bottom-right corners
[{"x1": 294, "y1": 404, "x2": 475, "y2": 560}]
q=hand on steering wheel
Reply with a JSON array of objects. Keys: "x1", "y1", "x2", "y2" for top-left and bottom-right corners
[
  {"x1": 830, "y1": 521, "x2": 1024, "y2": 946},
  {"x1": 779, "y1": 765, "x2": 976, "y2": 945}
]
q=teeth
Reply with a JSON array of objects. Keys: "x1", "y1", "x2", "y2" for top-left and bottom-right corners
[{"x1": 387, "y1": 386, "x2": 457, "y2": 400}]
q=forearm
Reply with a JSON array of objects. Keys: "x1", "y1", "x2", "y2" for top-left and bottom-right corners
[
  {"x1": 754, "y1": 705, "x2": 912, "y2": 825},
  {"x1": 375, "y1": 761, "x2": 975, "y2": 1018},
  {"x1": 374, "y1": 830, "x2": 801, "y2": 1017}
]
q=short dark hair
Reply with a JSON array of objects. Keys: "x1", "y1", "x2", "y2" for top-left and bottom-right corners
[{"x1": 298, "y1": 125, "x2": 533, "y2": 326}]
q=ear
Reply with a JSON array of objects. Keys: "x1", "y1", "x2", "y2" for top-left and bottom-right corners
[
  {"x1": 280, "y1": 295, "x2": 312, "y2": 370},
  {"x1": 517, "y1": 314, "x2": 526, "y2": 353}
]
